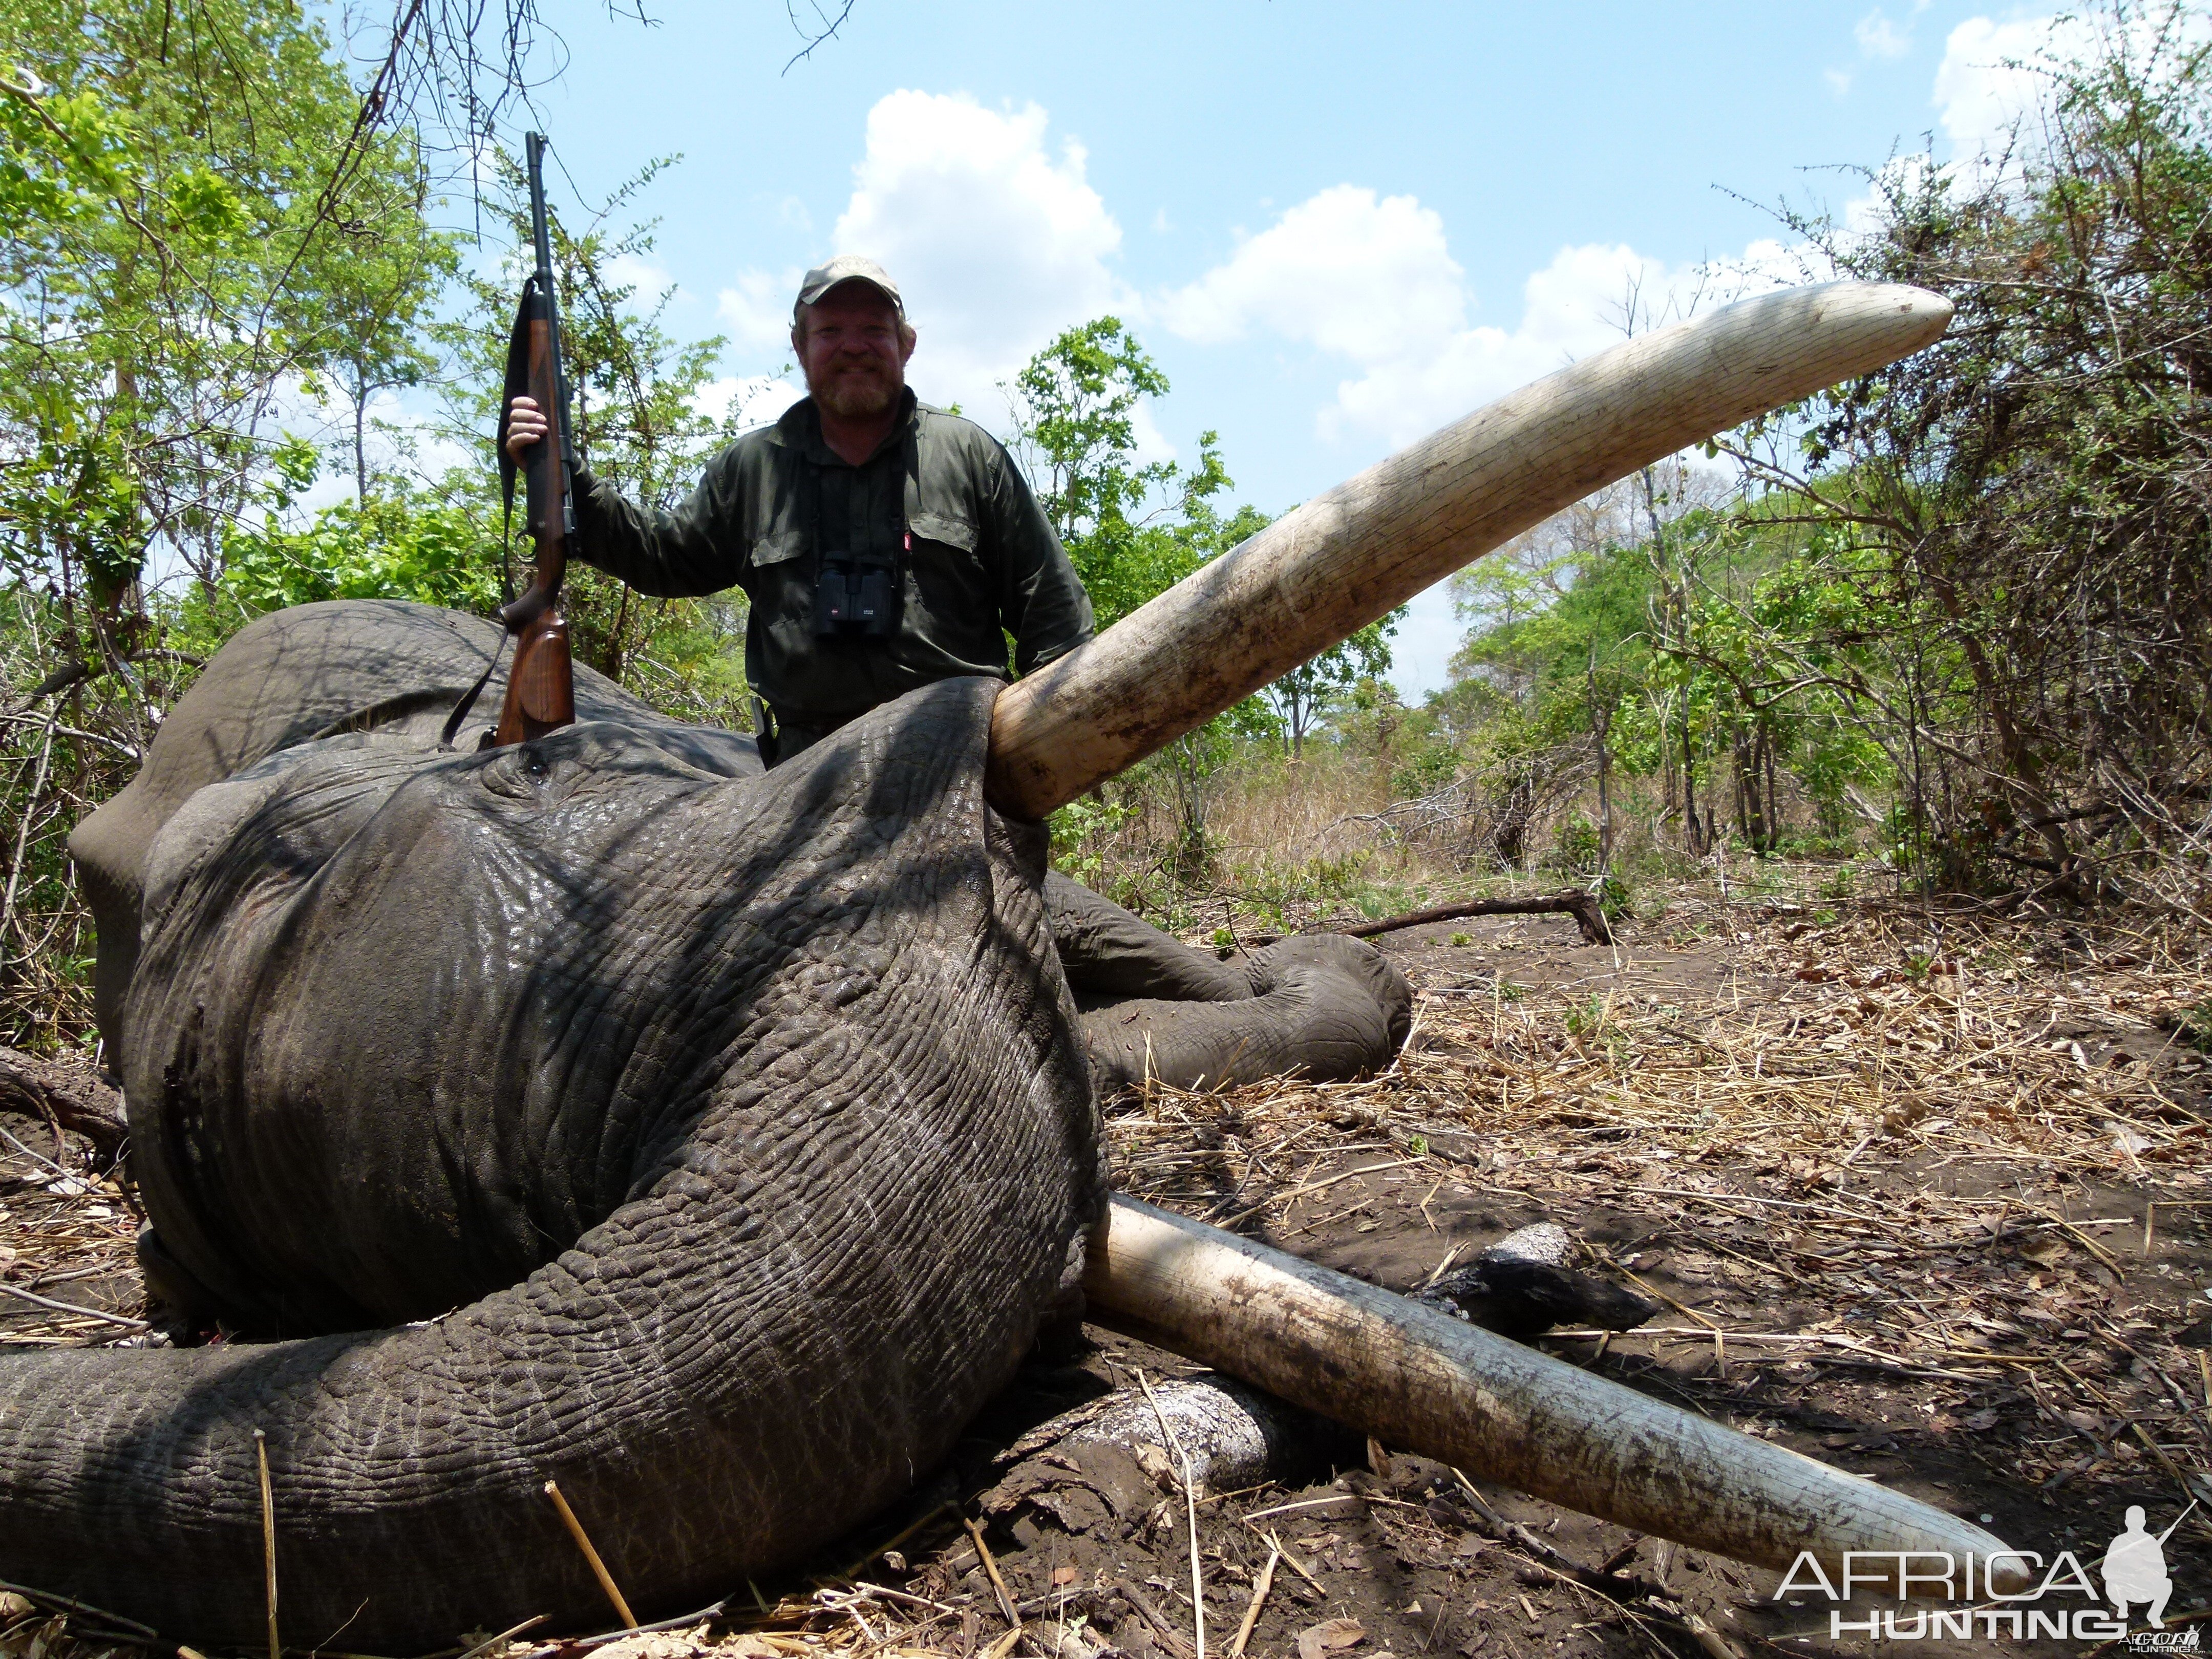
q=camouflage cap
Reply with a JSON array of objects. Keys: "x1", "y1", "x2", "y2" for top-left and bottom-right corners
[{"x1": 794, "y1": 255, "x2": 904, "y2": 318}]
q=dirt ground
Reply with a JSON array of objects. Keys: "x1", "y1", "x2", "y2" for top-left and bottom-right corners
[{"x1": 4, "y1": 871, "x2": 2209, "y2": 1659}]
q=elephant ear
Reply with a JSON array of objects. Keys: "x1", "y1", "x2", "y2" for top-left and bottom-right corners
[
  {"x1": 136, "y1": 734, "x2": 429, "y2": 942},
  {"x1": 68, "y1": 600, "x2": 682, "y2": 1054}
]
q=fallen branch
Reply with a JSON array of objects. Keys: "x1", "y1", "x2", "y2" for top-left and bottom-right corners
[
  {"x1": 0, "y1": 1047, "x2": 127, "y2": 1163},
  {"x1": 0, "y1": 1279, "x2": 147, "y2": 1330},
  {"x1": 1254, "y1": 890, "x2": 1612, "y2": 949}
]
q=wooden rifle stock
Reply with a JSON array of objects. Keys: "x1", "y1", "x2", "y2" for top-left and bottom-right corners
[
  {"x1": 493, "y1": 133, "x2": 577, "y2": 747},
  {"x1": 494, "y1": 310, "x2": 576, "y2": 744}
]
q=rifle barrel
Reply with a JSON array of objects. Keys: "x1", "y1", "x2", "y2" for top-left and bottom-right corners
[
  {"x1": 522, "y1": 132, "x2": 578, "y2": 488},
  {"x1": 526, "y1": 132, "x2": 554, "y2": 286}
]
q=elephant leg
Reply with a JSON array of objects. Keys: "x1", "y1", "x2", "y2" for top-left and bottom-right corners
[
  {"x1": 1045, "y1": 872, "x2": 1252, "y2": 1004},
  {"x1": 1081, "y1": 934, "x2": 1412, "y2": 1094}
]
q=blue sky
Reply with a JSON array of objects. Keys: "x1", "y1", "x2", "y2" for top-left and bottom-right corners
[{"x1": 381, "y1": 1, "x2": 2113, "y2": 696}]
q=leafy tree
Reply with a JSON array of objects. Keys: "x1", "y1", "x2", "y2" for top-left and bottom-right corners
[
  {"x1": 0, "y1": 0, "x2": 452, "y2": 621},
  {"x1": 1006, "y1": 317, "x2": 1286, "y2": 875},
  {"x1": 299, "y1": 198, "x2": 458, "y2": 505},
  {"x1": 1263, "y1": 620, "x2": 1398, "y2": 759},
  {"x1": 0, "y1": 0, "x2": 464, "y2": 1048},
  {"x1": 1714, "y1": 0, "x2": 2212, "y2": 895},
  {"x1": 1006, "y1": 316, "x2": 1243, "y2": 628},
  {"x1": 176, "y1": 439, "x2": 501, "y2": 642}
]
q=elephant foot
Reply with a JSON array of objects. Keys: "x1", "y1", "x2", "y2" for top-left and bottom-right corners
[
  {"x1": 1413, "y1": 1222, "x2": 1659, "y2": 1338},
  {"x1": 134, "y1": 1224, "x2": 229, "y2": 1338}
]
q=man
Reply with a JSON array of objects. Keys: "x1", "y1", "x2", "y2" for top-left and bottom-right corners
[{"x1": 503, "y1": 256, "x2": 1094, "y2": 762}]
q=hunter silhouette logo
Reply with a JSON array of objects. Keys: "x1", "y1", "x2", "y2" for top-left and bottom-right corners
[
  {"x1": 1774, "y1": 1499, "x2": 2199, "y2": 1643},
  {"x1": 2104, "y1": 1502, "x2": 2192, "y2": 1629}
]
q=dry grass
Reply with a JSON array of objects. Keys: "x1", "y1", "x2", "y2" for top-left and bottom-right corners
[{"x1": 4, "y1": 870, "x2": 2210, "y2": 1656}]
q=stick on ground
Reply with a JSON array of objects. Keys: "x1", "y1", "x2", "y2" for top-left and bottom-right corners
[
  {"x1": 1250, "y1": 890, "x2": 1612, "y2": 948},
  {"x1": 1226, "y1": 1541, "x2": 1279, "y2": 1659},
  {"x1": 254, "y1": 1429, "x2": 278, "y2": 1659},
  {"x1": 544, "y1": 1481, "x2": 637, "y2": 1630}
]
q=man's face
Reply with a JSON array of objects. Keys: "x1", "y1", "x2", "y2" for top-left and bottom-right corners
[{"x1": 794, "y1": 285, "x2": 914, "y2": 422}]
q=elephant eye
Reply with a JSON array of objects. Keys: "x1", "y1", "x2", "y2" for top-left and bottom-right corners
[{"x1": 480, "y1": 747, "x2": 555, "y2": 801}]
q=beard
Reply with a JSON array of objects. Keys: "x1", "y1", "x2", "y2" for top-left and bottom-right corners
[{"x1": 807, "y1": 358, "x2": 903, "y2": 421}]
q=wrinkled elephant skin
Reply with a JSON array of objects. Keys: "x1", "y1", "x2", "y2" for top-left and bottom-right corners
[
  {"x1": 1043, "y1": 876, "x2": 1413, "y2": 1096},
  {"x1": 1, "y1": 604, "x2": 1100, "y2": 1643}
]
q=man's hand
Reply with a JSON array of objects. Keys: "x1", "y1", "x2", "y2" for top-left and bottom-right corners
[{"x1": 504, "y1": 395, "x2": 550, "y2": 463}]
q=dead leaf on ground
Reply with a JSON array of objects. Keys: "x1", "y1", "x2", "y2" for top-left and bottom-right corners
[{"x1": 1296, "y1": 1618, "x2": 1367, "y2": 1659}]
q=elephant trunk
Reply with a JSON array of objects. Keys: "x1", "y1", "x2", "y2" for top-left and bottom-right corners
[{"x1": 986, "y1": 281, "x2": 1953, "y2": 819}]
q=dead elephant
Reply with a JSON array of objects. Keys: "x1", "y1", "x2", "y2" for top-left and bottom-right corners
[{"x1": 0, "y1": 599, "x2": 1404, "y2": 1643}]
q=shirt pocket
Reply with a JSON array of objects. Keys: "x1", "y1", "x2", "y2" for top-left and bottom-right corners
[
  {"x1": 750, "y1": 527, "x2": 809, "y2": 568},
  {"x1": 908, "y1": 510, "x2": 979, "y2": 555}
]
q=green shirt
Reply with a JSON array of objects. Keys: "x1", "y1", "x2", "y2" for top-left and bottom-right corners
[{"x1": 572, "y1": 390, "x2": 1095, "y2": 725}]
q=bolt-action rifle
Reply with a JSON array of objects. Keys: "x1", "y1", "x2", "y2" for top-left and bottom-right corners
[{"x1": 488, "y1": 130, "x2": 578, "y2": 745}]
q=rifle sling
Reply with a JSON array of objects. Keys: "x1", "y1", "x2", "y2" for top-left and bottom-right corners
[
  {"x1": 440, "y1": 279, "x2": 542, "y2": 750},
  {"x1": 438, "y1": 630, "x2": 509, "y2": 751}
]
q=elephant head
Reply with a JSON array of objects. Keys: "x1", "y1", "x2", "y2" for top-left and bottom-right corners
[{"x1": 11, "y1": 609, "x2": 1100, "y2": 1636}]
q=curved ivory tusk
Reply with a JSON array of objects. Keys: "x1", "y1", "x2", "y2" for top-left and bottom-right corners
[
  {"x1": 989, "y1": 281, "x2": 1952, "y2": 819},
  {"x1": 1089, "y1": 1195, "x2": 2028, "y2": 1598}
]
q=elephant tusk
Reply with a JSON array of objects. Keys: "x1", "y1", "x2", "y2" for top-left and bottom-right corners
[
  {"x1": 987, "y1": 281, "x2": 1953, "y2": 820},
  {"x1": 1087, "y1": 1194, "x2": 2030, "y2": 1600}
]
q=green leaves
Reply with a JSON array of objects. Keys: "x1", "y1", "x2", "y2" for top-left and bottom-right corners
[
  {"x1": 164, "y1": 165, "x2": 243, "y2": 239},
  {"x1": 1741, "y1": 2, "x2": 2212, "y2": 888},
  {"x1": 0, "y1": 74, "x2": 133, "y2": 232},
  {"x1": 204, "y1": 473, "x2": 503, "y2": 627},
  {"x1": 1, "y1": 0, "x2": 458, "y2": 616},
  {"x1": 1006, "y1": 317, "x2": 1235, "y2": 631}
]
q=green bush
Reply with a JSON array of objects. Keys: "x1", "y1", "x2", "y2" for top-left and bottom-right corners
[
  {"x1": 1390, "y1": 741, "x2": 1458, "y2": 800},
  {"x1": 1548, "y1": 812, "x2": 1601, "y2": 876}
]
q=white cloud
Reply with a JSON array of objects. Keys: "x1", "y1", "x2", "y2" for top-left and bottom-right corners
[
  {"x1": 1160, "y1": 186, "x2": 1746, "y2": 450},
  {"x1": 693, "y1": 373, "x2": 805, "y2": 433},
  {"x1": 1855, "y1": 9, "x2": 1913, "y2": 59},
  {"x1": 708, "y1": 94, "x2": 1129, "y2": 415},
  {"x1": 1825, "y1": 66, "x2": 1855, "y2": 99},
  {"x1": 827, "y1": 90, "x2": 1130, "y2": 415},
  {"x1": 1932, "y1": 7, "x2": 2212, "y2": 172},
  {"x1": 606, "y1": 251, "x2": 679, "y2": 310},
  {"x1": 1155, "y1": 189, "x2": 1809, "y2": 699},
  {"x1": 1932, "y1": 13, "x2": 2092, "y2": 160},
  {"x1": 716, "y1": 266, "x2": 804, "y2": 360},
  {"x1": 1160, "y1": 186, "x2": 1466, "y2": 365}
]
